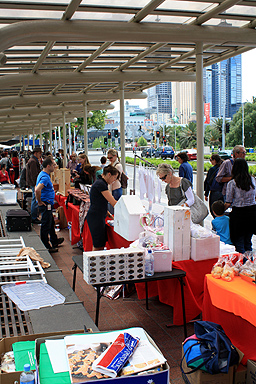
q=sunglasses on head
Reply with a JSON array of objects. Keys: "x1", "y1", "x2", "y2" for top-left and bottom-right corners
[{"x1": 160, "y1": 174, "x2": 167, "y2": 181}]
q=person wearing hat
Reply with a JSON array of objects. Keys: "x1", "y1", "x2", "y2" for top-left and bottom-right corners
[{"x1": 26, "y1": 147, "x2": 42, "y2": 224}]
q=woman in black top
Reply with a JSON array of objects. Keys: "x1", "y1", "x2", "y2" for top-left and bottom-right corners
[
  {"x1": 204, "y1": 154, "x2": 223, "y2": 217},
  {"x1": 86, "y1": 165, "x2": 120, "y2": 250}
]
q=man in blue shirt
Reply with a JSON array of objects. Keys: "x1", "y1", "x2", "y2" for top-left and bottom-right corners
[
  {"x1": 35, "y1": 157, "x2": 64, "y2": 253},
  {"x1": 176, "y1": 152, "x2": 193, "y2": 185}
]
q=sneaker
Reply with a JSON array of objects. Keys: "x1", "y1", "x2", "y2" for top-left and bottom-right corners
[
  {"x1": 32, "y1": 218, "x2": 41, "y2": 224},
  {"x1": 48, "y1": 247, "x2": 58, "y2": 253},
  {"x1": 52, "y1": 237, "x2": 64, "y2": 247}
]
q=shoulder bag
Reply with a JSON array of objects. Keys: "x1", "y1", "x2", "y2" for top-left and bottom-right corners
[
  {"x1": 181, "y1": 321, "x2": 239, "y2": 375},
  {"x1": 179, "y1": 179, "x2": 209, "y2": 224}
]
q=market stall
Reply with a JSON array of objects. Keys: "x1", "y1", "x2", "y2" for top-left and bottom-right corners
[
  {"x1": 202, "y1": 274, "x2": 256, "y2": 364},
  {"x1": 135, "y1": 258, "x2": 217, "y2": 325}
]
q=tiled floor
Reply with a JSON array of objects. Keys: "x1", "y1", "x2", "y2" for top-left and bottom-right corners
[{"x1": 33, "y1": 223, "x2": 194, "y2": 383}]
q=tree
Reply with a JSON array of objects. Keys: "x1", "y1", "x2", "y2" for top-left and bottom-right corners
[
  {"x1": 88, "y1": 110, "x2": 107, "y2": 130},
  {"x1": 159, "y1": 124, "x2": 182, "y2": 148},
  {"x1": 75, "y1": 110, "x2": 107, "y2": 131},
  {"x1": 179, "y1": 122, "x2": 197, "y2": 148},
  {"x1": 204, "y1": 125, "x2": 221, "y2": 147},
  {"x1": 226, "y1": 99, "x2": 256, "y2": 147},
  {"x1": 137, "y1": 136, "x2": 147, "y2": 147}
]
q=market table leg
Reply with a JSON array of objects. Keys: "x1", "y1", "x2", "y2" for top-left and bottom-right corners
[{"x1": 72, "y1": 263, "x2": 77, "y2": 291}]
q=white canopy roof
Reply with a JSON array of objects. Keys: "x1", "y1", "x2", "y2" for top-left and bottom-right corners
[{"x1": 0, "y1": 0, "x2": 255, "y2": 140}]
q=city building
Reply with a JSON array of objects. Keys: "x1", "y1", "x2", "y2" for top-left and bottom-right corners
[
  {"x1": 204, "y1": 54, "x2": 242, "y2": 120},
  {"x1": 171, "y1": 82, "x2": 196, "y2": 125},
  {"x1": 147, "y1": 82, "x2": 172, "y2": 115}
]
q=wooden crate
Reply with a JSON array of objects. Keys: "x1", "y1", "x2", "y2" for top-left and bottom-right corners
[{"x1": 58, "y1": 168, "x2": 70, "y2": 196}]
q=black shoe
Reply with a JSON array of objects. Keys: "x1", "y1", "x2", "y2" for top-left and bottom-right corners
[
  {"x1": 53, "y1": 237, "x2": 64, "y2": 247},
  {"x1": 32, "y1": 218, "x2": 41, "y2": 224},
  {"x1": 48, "y1": 247, "x2": 58, "y2": 253}
]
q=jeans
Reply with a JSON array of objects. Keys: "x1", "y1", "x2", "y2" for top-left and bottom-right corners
[
  {"x1": 233, "y1": 232, "x2": 253, "y2": 254},
  {"x1": 39, "y1": 204, "x2": 58, "y2": 249},
  {"x1": 31, "y1": 186, "x2": 39, "y2": 221}
]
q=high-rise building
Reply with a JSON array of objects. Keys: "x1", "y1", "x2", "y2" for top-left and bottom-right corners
[
  {"x1": 147, "y1": 82, "x2": 172, "y2": 114},
  {"x1": 204, "y1": 55, "x2": 242, "y2": 120},
  {"x1": 172, "y1": 82, "x2": 196, "y2": 125}
]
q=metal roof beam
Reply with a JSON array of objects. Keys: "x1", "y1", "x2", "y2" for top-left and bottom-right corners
[
  {"x1": 0, "y1": 71, "x2": 196, "y2": 88},
  {"x1": 1, "y1": 21, "x2": 256, "y2": 52},
  {"x1": 0, "y1": 91, "x2": 147, "y2": 107}
]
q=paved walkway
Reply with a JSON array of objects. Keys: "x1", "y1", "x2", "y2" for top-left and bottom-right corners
[{"x1": 33, "y1": 222, "x2": 193, "y2": 383}]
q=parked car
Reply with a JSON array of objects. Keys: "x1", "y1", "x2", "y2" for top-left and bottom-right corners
[
  {"x1": 218, "y1": 149, "x2": 233, "y2": 160},
  {"x1": 141, "y1": 147, "x2": 155, "y2": 158},
  {"x1": 175, "y1": 149, "x2": 197, "y2": 161},
  {"x1": 154, "y1": 147, "x2": 164, "y2": 158},
  {"x1": 160, "y1": 146, "x2": 175, "y2": 160}
]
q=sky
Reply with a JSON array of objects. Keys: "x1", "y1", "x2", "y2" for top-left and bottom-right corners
[{"x1": 112, "y1": 48, "x2": 256, "y2": 112}]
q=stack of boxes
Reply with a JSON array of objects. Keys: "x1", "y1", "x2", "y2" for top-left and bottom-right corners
[
  {"x1": 164, "y1": 206, "x2": 191, "y2": 261},
  {"x1": 83, "y1": 247, "x2": 145, "y2": 285}
]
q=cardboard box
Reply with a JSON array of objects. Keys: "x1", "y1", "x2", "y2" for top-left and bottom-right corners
[
  {"x1": 58, "y1": 168, "x2": 71, "y2": 196},
  {"x1": 234, "y1": 363, "x2": 247, "y2": 384},
  {"x1": 181, "y1": 346, "x2": 234, "y2": 384},
  {"x1": 247, "y1": 360, "x2": 256, "y2": 384},
  {"x1": 190, "y1": 235, "x2": 220, "y2": 261},
  {"x1": 164, "y1": 206, "x2": 191, "y2": 261},
  {"x1": 114, "y1": 195, "x2": 146, "y2": 241},
  {"x1": 0, "y1": 329, "x2": 83, "y2": 384},
  {"x1": 153, "y1": 249, "x2": 172, "y2": 272},
  {"x1": 35, "y1": 330, "x2": 170, "y2": 384}
]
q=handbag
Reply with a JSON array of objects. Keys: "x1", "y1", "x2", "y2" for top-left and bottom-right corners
[
  {"x1": 181, "y1": 321, "x2": 239, "y2": 375},
  {"x1": 179, "y1": 179, "x2": 209, "y2": 224}
]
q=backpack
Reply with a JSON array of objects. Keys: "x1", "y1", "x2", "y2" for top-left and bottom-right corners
[
  {"x1": 209, "y1": 168, "x2": 223, "y2": 192},
  {"x1": 120, "y1": 172, "x2": 128, "y2": 189}
]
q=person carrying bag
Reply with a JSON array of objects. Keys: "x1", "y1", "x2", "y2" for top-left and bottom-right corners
[{"x1": 179, "y1": 178, "x2": 209, "y2": 224}]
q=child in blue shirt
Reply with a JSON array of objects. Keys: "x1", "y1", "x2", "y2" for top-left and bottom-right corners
[{"x1": 211, "y1": 200, "x2": 232, "y2": 245}]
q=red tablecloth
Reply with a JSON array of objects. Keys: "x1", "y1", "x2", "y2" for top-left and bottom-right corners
[
  {"x1": 135, "y1": 258, "x2": 217, "y2": 326},
  {"x1": 57, "y1": 197, "x2": 217, "y2": 327},
  {"x1": 55, "y1": 195, "x2": 81, "y2": 245},
  {"x1": 82, "y1": 219, "x2": 131, "y2": 251},
  {"x1": 202, "y1": 275, "x2": 256, "y2": 364}
]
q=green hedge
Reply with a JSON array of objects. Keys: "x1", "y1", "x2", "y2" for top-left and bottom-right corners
[{"x1": 125, "y1": 156, "x2": 256, "y2": 175}]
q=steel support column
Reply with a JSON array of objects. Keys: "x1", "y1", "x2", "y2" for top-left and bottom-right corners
[
  {"x1": 196, "y1": 42, "x2": 204, "y2": 203},
  {"x1": 83, "y1": 101, "x2": 88, "y2": 155},
  {"x1": 62, "y1": 112, "x2": 67, "y2": 168},
  {"x1": 119, "y1": 82, "x2": 126, "y2": 181},
  {"x1": 49, "y1": 120, "x2": 52, "y2": 154},
  {"x1": 39, "y1": 124, "x2": 43, "y2": 150}
]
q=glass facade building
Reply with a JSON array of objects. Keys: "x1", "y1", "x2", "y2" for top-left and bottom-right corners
[
  {"x1": 203, "y1": 55, "x2": 242, "y2": 120},
  {"x1": 147, "y1": 82, "x2": 172, "y2": 115}
]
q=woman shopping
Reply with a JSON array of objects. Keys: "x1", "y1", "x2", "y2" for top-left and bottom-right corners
[
  {"x1": 107, "y1": 149, "x2": 123, "y2": 201},
  {"x1": 156, "y1": 163, "x2": 208, "y2": 224},
  {"x1": 0, "y1": 164, "x2": 11, "y2": 184},
  {"x1": 73, "y1": 153, "x2": 91, "y2": 188},
  {"x1": 225, "y1": 158, "x2": 256, "y2": 254},
  {"x1": 204, "y1": 153, "x2": 223, "y2": 217},
  {"x1": 156, "y1": 163, "x2": 194, "y2": 207},
  {"x1": 86, "y1": 165, "x2": 120, "y2": 251}
]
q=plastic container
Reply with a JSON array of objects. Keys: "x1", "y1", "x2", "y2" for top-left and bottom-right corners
[
  {"x1": 145, "y1": 249, "x2": 154, "y2": 277},
  {"x1": 20, "y1": 364, "x2": 35, "y2": 384},
  {"x1": 0, "y1": 189, "x2": 17, "y2": 205}
]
